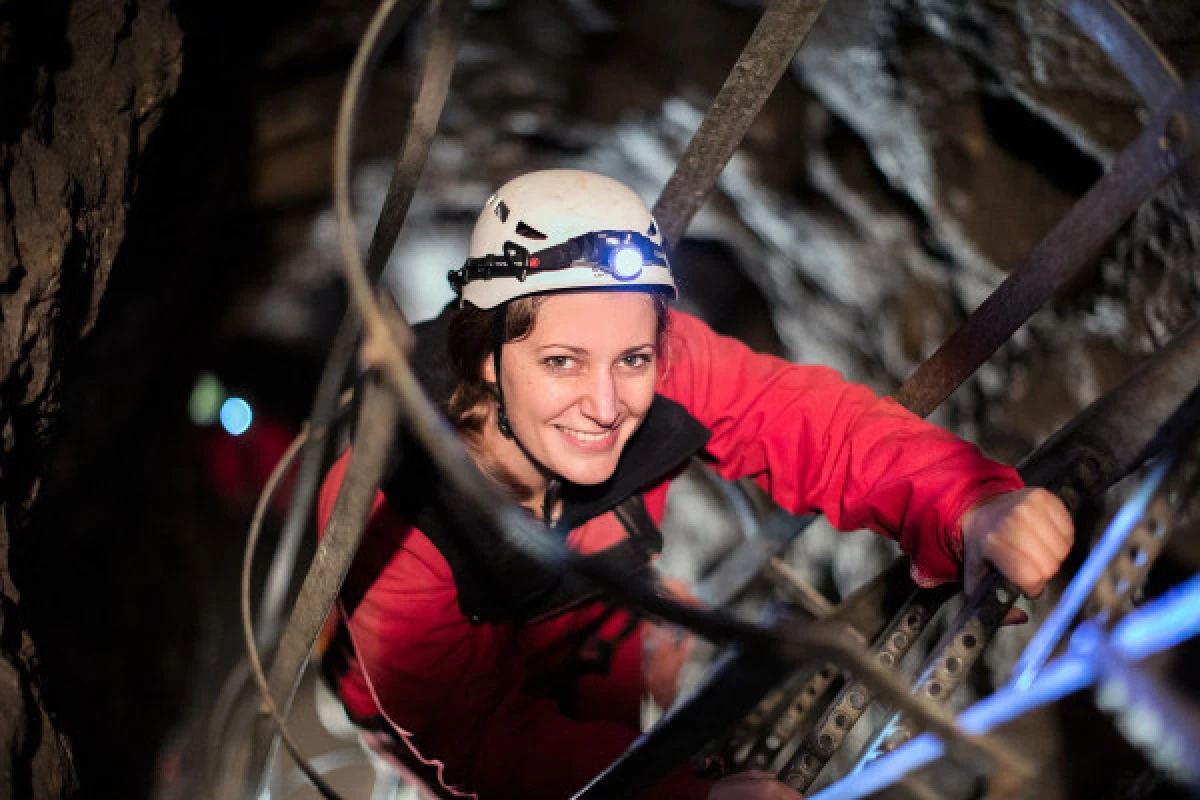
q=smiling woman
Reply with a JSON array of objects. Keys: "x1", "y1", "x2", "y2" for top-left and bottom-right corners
[
  {"x1": 318, "y1": 170, "x2": 1072, "y2": 800},
  {"x1": 453, "y1": 291, "x2": 666, "y2": 508}
]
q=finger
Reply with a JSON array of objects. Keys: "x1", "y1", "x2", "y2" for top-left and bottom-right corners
[
  {"x1": 1031, "y1": 489, "x2": 1075, "y2": 554},
  {"x1": 985, "y1": 534, "x2": 1057, "y2": 597},
  {"x1": 993, "y1": 515, "x2": 1063, "y2": 575},
  {"x1": 1021, "y1": 510, "x2": 1072, "y2": 566},
  {"x1": 991, "y1": 536, "x2": 1057, "y2": 596}
]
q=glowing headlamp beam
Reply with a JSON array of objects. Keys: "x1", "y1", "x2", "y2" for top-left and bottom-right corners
[{"x1": 609, "y1": 245, "x2": 645, "y2": 279}]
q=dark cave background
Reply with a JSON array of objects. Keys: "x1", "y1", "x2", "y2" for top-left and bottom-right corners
[{"x1": 2, "y1": 0, "x2": 1200, "y2": 797}]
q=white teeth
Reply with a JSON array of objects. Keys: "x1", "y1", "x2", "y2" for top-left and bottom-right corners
[{"x1": 558, "y1": 427, "x2": 612, "y2": 442}]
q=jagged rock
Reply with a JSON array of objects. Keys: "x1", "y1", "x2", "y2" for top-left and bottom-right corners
[{"x1": 0, "y1": 0, "x2": 181, "y2": 796}]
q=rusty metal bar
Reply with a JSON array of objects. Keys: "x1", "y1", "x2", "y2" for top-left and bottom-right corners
[
  {"x1": 765, "y1": 557, "x2": 836, "y2": 618},
  {"x1": 739, "y1": 663, "x2": 841, "y2": 772},
  {"x1": 852, "y1": 316, "x2": 1200, "y2": 772},
  {"x1": 894, "y1": 79, "x2": 1200, "y2": 417},
  {"x1": 1060, "y1": 0, "x2": 1182, "y2": 110},
  {"x1": 1059, "y1": 0, "x2": 1200, "y2": 197},
  {"x1": 855, "y1": 573, "x2": 1019, "y2": 768},
  {"x1": 699, "y1": 81, "x2": 1200, "y2": 611},
  {"x1": 1018, "y1": 317, "x2": 1200, "y2": 505},
  {"x1": 243, "y1": 1, "x2": 470, "y2": 796},
  {"x1": 781, "y1": 586, "x2": 954, "y2": 791},
  {"x1": 573, "y1": 560, "x2": 1031, "y2": 797},
  {"x1": 653, "y1": 0, "x2": 830, "y2": 248}
]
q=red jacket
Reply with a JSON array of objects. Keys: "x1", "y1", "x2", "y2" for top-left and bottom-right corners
[{"x1": 318, "y1": 308, "x2": 1023, "y2": 799}]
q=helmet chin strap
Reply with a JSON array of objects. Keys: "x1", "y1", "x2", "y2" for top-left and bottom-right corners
[
  {"x1": 491, "y1": 303, "x2": 562, "y2": 523},
  {"x1": 491, "y1": 304, "x2": 515, "y2": 439}
]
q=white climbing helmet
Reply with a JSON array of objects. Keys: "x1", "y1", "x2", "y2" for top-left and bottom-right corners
[{"x1": 449, "y1": 169, "x2": 677, "y2": 309}]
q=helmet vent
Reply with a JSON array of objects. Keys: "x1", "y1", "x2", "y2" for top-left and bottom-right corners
[
  {"x1": 514, "y1": 221, "x2": 548, "y2": 240},
  {"x1": 648, "y1": 220, "x2": 658, "y2": 237},
  {"x1": 494, "y1": 200, "x2": 510, "y2": 222}
]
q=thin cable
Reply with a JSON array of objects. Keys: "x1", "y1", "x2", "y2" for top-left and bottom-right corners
[
  {"x1": 258, "y1": 319, "x2": 360, "y2": 650},
  {"x1": 241, "y1": 424, "x2": 346, "y2": 800},
  {"x1": 258, "y1": 0, "x2": 453, "y2": 653}
]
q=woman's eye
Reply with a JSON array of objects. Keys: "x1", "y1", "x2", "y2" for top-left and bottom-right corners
[
  {"x1": 544, "y1": 355, "x2": 574, "y2": 370},
  {"x1": 622, "y1": 353, "x2": 653, "y2": 368}
]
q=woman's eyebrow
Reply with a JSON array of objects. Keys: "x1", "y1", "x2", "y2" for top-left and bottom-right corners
[{"x1": 535, "y1": 342, "x2": 654, "y2": 356}]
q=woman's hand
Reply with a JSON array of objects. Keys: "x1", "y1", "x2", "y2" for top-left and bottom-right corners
[
  {"x1": 708, "y1": 771, "x2": 805, "y2": 799},
  {"x1": 960, "y1": 488, "x2": 1074, "y2": 606}
]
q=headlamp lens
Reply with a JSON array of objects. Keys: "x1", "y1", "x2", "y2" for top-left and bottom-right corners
[{"x1": 610, "y1": 245, "x2": 645, "y2": 279}]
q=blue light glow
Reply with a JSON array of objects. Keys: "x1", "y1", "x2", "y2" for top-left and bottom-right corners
[
  {"x1": 220, "y1": 397, "x2": 253, "y2": 436},
  {"x1": 610, "y1": 245, "x2": 644, "y2": 279}
]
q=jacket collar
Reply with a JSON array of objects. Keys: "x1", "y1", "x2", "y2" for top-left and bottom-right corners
[{"x1": 403, "y1": 302, "x2": 712, "y2": 527}]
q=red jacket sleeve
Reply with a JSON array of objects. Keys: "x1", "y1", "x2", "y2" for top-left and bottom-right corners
[
  {"x1": 657, "y1": 309, "x2": 1023, "y2": 586},
  {"x1": 320, "y1": 456, "x2": 711, "y2": 800}
]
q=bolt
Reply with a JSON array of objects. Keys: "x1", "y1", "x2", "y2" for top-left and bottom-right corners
[
  {"x1": 848, "y1": 690, "x2": 866, "y2": 710},
  {"x1": 1077, "y1": 456, "x2": 1102, "y2": 488}
]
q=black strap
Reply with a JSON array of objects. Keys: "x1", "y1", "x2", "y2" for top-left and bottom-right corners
[{"x1": 515, "y1": 495, "x2": 665, "y2": 625}]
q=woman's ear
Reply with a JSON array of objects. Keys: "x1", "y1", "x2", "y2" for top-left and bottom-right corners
[{"x1": 481, "y1": 354, "x2": 496, "y2": 383}]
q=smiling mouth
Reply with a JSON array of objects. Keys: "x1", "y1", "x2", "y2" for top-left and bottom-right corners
[{"x1": 555, "y1": 425, "x2": 618, "y2": 446}]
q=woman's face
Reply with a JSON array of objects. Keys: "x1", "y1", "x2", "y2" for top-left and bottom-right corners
[{"x1": 485, "y1": 291, "x2": 660, "y2": 487}]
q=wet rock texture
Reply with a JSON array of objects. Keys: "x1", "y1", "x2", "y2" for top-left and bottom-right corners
[
  {"x1": 0, "y1": 0, "x2": 181, "y2": 796},
  {"x1": 3, "y1": 0, "x2": 1199, "y2": 797}
]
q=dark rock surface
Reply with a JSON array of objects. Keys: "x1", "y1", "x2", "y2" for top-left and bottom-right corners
[{"x1": 0, "y1": 0, "x2": 181, "y2": 796}]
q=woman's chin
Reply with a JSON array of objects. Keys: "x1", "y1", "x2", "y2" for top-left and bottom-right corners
[{"x1": 548, "y1": 454, "x2": 621, "y2": 487}]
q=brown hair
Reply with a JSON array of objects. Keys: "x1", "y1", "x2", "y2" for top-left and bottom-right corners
[{"x1": 445, "y1": 291, "x2": 670, "y2": 497}]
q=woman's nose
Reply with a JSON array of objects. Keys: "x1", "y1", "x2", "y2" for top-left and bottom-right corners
[{"x1": 579, "y1": 370, "x2": 619, "y2": 425}]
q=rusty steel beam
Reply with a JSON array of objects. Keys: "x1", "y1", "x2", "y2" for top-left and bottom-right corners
[
  {"x1": 894, "y1": 79, "x2": 1200, "y2": 417},
  {"x1": 853, "y1": 316, "x2": 1200, "y2": 772},
  {"x1": 1060, "y1": 0, "x2": 1182, "y2": 110},
  {"x1": 653, "y1": 0, "x2": 829, "y2": 248},
  {"x1": 781, "y1": 586, "x2": 955, "y2": 791}
]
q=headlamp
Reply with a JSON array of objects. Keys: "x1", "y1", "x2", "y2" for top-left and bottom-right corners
[
  {"x1": 609, "y1": 244, "x2": 645, "y2": 280},
  {"x1": 449, "y1": 230, "x2": 668, "y2": 295}
]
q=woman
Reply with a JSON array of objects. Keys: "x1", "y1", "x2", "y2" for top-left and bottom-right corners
[{"x1": 320, "y1": 170, "x2": 1074, "y2": 799}]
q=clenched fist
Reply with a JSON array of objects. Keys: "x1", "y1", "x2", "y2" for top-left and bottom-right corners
[
  {"x1": 960, "y1": 487, "x2": 1074, "y2": 600},
  {"x1": 708, "y1": 771, "x2": 805, "y2": 799}
]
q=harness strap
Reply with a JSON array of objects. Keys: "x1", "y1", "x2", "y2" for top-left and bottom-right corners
[{"x1": 520, "y1": 494, "x2": 665, "y2": 624}]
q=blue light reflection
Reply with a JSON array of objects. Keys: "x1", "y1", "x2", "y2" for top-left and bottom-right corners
[{"x1": 220, "y1": 397, "x2": 253, "y2": 436}]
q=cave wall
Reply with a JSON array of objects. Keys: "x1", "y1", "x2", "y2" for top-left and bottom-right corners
[{"x1": 0, "y1": 0, "x2": 181, "y2": 796}]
